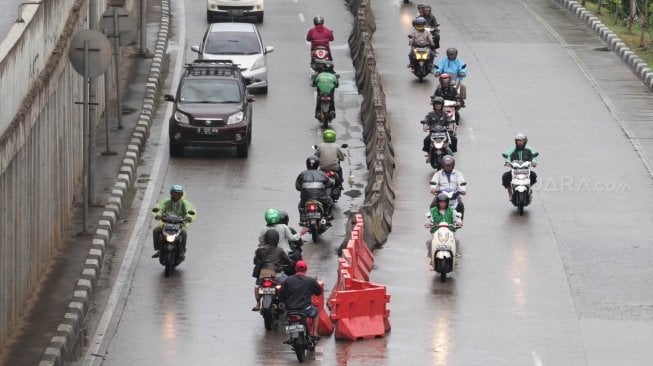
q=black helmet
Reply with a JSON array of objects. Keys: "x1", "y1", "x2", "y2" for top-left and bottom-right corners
[
  {"x1": 431, "y1": 96, "x2": 445, "y2": 105},
  {"x1": 441, "y1": 155, "x2": 455, "y2": 169},
  {"x1": 436, "y1": 192, "x2": 450, "y2": 207},
  {"x1": 446, "y1": 48, "x2": 458, "y2": 58},
  {"x1": 263, "y1": 229, "x2": 280, "y2": 247},
  {"x1": 306, "y1": 156, "x2": 320, "y2": 170},
  {"x1": 313, "y1": 15, "x2": 325, "y2": 25},
  {"x1": 279, "y1": 211, "x2": 289, "y2": 226},
  {"x1": 323, "y1": 61, "x2": 334, "y2": 72}
]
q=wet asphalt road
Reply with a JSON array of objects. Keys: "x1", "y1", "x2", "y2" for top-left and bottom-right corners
[{"x1": 77, "y1": 0, "x2": 652, "y2": 365}]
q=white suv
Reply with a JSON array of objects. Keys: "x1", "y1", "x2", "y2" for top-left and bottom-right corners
[{"x1": 207, "y1": 0, "x2": 264, "y2": 23}]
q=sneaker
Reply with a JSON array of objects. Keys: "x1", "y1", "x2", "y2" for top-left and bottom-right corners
[
  {"x1": 329, "y1": 111, "x2": 336, "y2": 119},
  {"x1": 326, "y1": 214, "x2": 334, "y2": 221},
  {"x1": 251, "y1": 304, "x2": 260, "y2": 312},
  {"x1": 315, "y1": 112, "x2": 321, "y2": 120},
  {"x1": 151, "y1": 251, "x2": 160, "y2": 258}
]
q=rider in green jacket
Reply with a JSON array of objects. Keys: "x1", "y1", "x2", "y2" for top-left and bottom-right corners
[
  {"x1": 151, "y1": 184, "x2": 196, "y2": 259},
  {"x1": 428, "y1": 193, "x2": 462, "y2": 233},
  {"x1": 312, "y1": 61, "x2": 339, "y2": 120}
]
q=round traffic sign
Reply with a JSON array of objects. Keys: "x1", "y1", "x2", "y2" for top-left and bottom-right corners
[
  {"x1": 100, "y1": 7, "x2": 137, "y2": 47},
  {"x1": 68, "y1": 29, "x2": 112, "y2": 78}
]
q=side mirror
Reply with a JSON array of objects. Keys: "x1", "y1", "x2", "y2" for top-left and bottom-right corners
[
  {"x1": 532, "y1": 152, "x2": 539, "y2": 157},
  {"x1": 407, "y1": 35, "x2": 414, "y2": 38},
  {"x1": 191, "y1": 45, "x2": 200, "y2": 53},
  {"x1": 341, "y1": 143, "x2": 348, "y2": 148},
  {"x1": 246, "y1": 95, "x2": 256, "y2": 102},
  {"x1": 429, "y1": 181, "x2": 436, "y2": 185},
  {"x1": 460, "y1": 182, "x2": 467, "y2": 186},
  {"x1": 311, "y1": 144, "x2": 318, "y2": 150},
  {"x1": 265, "y1": 46, "x2": 274, "y2": 54},
  {"x1": 461, "y1": 64, "x2": 467, "y2": 69},
  {"x1": 335, "y1": 74, "x2": 340, "y2": 79},
  {"x1": 501, "y1": 153, "x2": 508, "y2": 158},
  {"x1": 188, "y1": 210, "x2": 196, "y2": 215},
  {"x1": 152, "y1": 207, "x2": 160, "y2": 213},
  {"x1": 163, "y1": 94, "x2": 175, "y2": 102}
]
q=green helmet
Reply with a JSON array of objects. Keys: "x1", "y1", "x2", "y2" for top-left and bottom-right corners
[
  {"x1": 264, "y1": 208, "x2": 281, "y2": 225},
  {"x1": 323, "y1": 129, "x2": 336, "y2": 143}
]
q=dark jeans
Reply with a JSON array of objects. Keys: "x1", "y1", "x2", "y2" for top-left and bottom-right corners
[
  {"x1": 153, "y1": 227, "x2": 187, "y2": 254},
  {"x1": 502, "y1": 171, "x2": 537, "y2": 188},
  {"x1": 298, "y1": 195, "x2": 334, "y2": 220}
]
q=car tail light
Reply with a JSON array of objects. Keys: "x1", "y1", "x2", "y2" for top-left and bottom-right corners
[
  {"x1": 307, "y1": 203, "x2": 318, "y2": 211},
  {"x1": 287, "y1": 314, "x2": 301, "y2": 322},
  {"x1": 262, "y1": 279, "x2": 273, "y2": 288}
]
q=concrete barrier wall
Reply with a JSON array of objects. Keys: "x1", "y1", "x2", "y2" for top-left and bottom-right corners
[
  {"x1": 346, "y1": 0, "x2": 395, "y2": 248},
  {"x1": 0, "y1": 0, "x2": 128, "y2": 349}
]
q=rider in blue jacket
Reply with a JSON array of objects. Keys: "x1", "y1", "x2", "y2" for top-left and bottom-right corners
[{"x1": 434, "y1": 48, "x2": 467, "y2": 106}]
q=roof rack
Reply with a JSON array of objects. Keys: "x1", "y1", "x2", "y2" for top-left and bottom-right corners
[{"x1": 183, "y1": 59, "x2": 242, "y2": 77}]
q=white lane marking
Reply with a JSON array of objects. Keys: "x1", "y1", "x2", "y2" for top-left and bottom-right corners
[
  {"x1": 298, "y1": 13, "x2": 305, "y2": 22},
  {"x1": 329, "y1": 43, "x2": 350, "y2": 50},
  {"x1": 514, "y1": 278, "x2": 521, "y2": 284},
  {"x1": 532, "y1": 351, "x2": 543, "y2": 366},
  {"x1": 516, "y1": 0, "x2": 653, "y2": 179},
  {"x1": 81, "y1": 2, "x2": 187, "y2": 365},
  {"x1": 293, "y1": 0, "x2": 298, "y2": 3}
]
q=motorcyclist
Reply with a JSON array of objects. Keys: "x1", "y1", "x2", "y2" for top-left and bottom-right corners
[
  {"x1": 252, "y1": 229, "x2": 291, "y2": 311},
  {"x1": 434, "y1": 48, "x2": 467, "y2": 106},
  {"x1": 428, "y1": 192, "x2": 463, "y2": 233},
  {"x1": 312, "y1": 61, "x2": 338, "y2": 120},
  {"x1": 259, "y1": 208, "x2": 308, "y2": 255},
  {"x1": 151, "y1": 184, "x2": 196, "y2": 259},
  {"x1": 421, "y1": 96, "x2": 456, "y2": 154},
  {"x1": 306, "y1": 15, "x2": 334, "y2": 60},
  {"x1": 416, "y1": 4, "x2": 440, "y2": 49},
  {"x1": 407, "y1": 17, "x2": 436, "y2": 69},
  {"x1": 314, "y1": 129, "x2": 345, "y2": 190},
  {"x1": 502, "y1": 133, "x2": 538, "y2": 200},
  {"x1": 429, "y1": 155, "x2": 466, "y2": 218},
  {"x1": 279, "y1": 260, "x2": 323, "y2": 339},
  {"x1": 279, "y1": 210, "x2": 304, "y2": 276},
  {"x1": 295, "y1": 156, "x2": 335, "y2": 224},
  {"x1": 432, "y1": 73, "x2": 462, "y2": 106}
]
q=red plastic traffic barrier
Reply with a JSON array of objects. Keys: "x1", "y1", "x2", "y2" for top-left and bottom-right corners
[
  {"x1": 329, "y1": 281, "x2": 391, "y2": 340},
  {"x1": 312, "y1": 281, "x2": 334, "y2": 336},
  {"x1": 328, "y1": 259, "x2": 352, "y2": 309},
  {"x1": 352, "y1": 223, "x2": 374, "y2": 273},
  {"x1": 350, "y1": 232, "x2": 372, "y2": 281}
]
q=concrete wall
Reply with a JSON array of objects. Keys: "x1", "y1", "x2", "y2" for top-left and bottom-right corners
[{"x1": 0, "y1": 0, "x2": 125, "y2": 349}]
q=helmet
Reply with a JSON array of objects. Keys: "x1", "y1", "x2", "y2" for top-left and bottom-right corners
[
  {"x1": 170, "y1": 185, "x2": 184, "y2": 200},
  {"x1": 264, "y1": 208, "x2": 281, "y2": 225},
  {"x1": 515, "y1": 133, "x2": 528, "y2": 146},
  {"x1": 279, "y1": 211, "x2": 289, "y2": 225},
  {"x1": 441, "y1": 155, "x2": 455, "y2": 169},
  {"x1": 415, "y1": 17, "x2": 426, "y2": 30},
  {"x1": 295, "y1": 260, "x2": 308, "y2": 272},
  {"x1": 306, "y1": 156, "x2": 320, "y2": 170},
  {"x1": 313, "y1": 15, "x2": 324, "y2": 25},
  {"x1": 263, "y1": 229, "x2": 280, "y2": 247},
  {"x1": 323, "y1": 129, "x2": 336, "y2": 143},
  {"x1": 439, "y1": 73, "x2": 451, "y2": 81},
  {"x1": 446, "y1": 48, "x2": 458, "y2": 58},
  {"x1": 436, "y1": 192, "x2": 450, "y2": 207},
  {"x1": 431, "y1": 96, "x2": 445, "y2": 105}
]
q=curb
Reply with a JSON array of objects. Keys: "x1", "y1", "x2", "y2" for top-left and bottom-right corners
[
  {"x1": 552, "y1": 0, "x2": 653, "y2": 91},
  {"x1": 38, "y1": 1, "x2": 171, "y2": 365}
]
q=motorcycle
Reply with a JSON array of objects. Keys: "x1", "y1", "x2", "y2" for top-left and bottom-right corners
[
  {"x1": 301, "y1": 200, "x2": 329, "y2": 243},
  {"x1": 432, "y1": 185, "x2": 466, "y2": 219},
  {"x1": 503, "y1": 154, "x2": 538, "y2": 215},
  {"x1": 316, "y1": 91, "x2": 335, "y2": 128},
  {"x1": 426, "y1": 215, "x2": 459, "y2": 283},
  {"x1": 257, "y1": 277, "x2": 284, "y2": 330},
  {"x1": 427, "y1": 125, "x2": 452, "y2": 170},
  {"x1": 284, "y1": 310, "x2": 319, "y2": 362},
  {"x1": 310, "y1": 46, "x2": 331, "y2": 72},
  {"x1": 312, "y1": 143, "x2": 349, "y2": 202},
  {"x1": 151, "y1": 208, "x2": 194, "y2": 277},
  {"x1": 409, "y1": 43, "x2": 434, "y2": 82}
]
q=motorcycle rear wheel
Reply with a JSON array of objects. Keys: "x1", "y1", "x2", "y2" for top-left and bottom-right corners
[
  {"x1": 294, "y1": 338, "x2": 307, "y2": 362},
  {"x1": 262, "y1": 309, "x2": 274, "y2": 331},
  {"x1": 310, "y1": 226, "x2": 319, "y2": 243}
]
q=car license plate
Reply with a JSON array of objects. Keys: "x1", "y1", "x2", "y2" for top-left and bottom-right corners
[
  {"x1": 285, "y1": 324, "x2": 305, "y2": 333},
  {"x1": 198, "y1": 127, "x2": 219, "y2": 135},
  {"x1": 259, "y1": 287, "x2": 275, "y2": 295},
  {"x1": 307, "y1": 212, "x2": 321, "y2": 219},
  {"x1": 227, "y1": 9, "x2": 244, "y2": 16}
]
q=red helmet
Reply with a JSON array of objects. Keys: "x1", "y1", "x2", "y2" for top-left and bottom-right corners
[
  {"x1": 439, "y1": 73, "x2": 451, "y2": 81},
  {"x1": 295, "y1": 260, "x2": 308, "y2": 272}
]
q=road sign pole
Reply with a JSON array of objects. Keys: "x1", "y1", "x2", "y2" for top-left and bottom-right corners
[
  {"x1": 101, "y1": 62, "x2": 117, "y2": 156},
  {"x1": 139, "y1": 0, "x2": 147, "y2": 54},
  {"x1": 88, "y1": 0, "x2": 98, "y2": 204},
  {"x1": 113, "y1": 8, "x2": 124, "y2": 129},
  {"x1": 83, "y1": 40, "x2": 90, "y2": 235}
]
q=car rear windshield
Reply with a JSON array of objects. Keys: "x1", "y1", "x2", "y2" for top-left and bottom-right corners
[
  {"x1": 205, "y1": 31, "x2": 261, "y2": 55},
  {"x1": 179, "y1": 79, "x2": 242, "y2": 103}
]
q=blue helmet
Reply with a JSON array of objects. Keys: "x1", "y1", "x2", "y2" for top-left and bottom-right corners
[{"x1": 170, "y1": 184, "x2": 184, "y2": 195}]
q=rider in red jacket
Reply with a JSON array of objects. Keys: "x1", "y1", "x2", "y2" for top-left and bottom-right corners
[{"x1": 306, "y1": 15, "x2": 334, "y2": 60}]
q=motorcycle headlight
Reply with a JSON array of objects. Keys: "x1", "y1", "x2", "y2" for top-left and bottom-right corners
[
  {"x1": 164, "y1": 233, "x2": 177, "y2": 242},
  {"x1": 227, "y1": 111, "x2": 244, "y2": 125},
  {"x1": 174, "y1": 111, "x2": 190, "y2": 124},
  {"x1": 250, "y1": 56, "x2": 265, "y2": 71}
]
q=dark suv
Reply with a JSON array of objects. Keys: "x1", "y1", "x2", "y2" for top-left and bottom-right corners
[{"x1": 164, "y1": 60, "x2": 255, "y2": 157}]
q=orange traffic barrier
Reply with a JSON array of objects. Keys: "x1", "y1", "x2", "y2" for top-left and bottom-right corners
[
  {"x1": 327, "y1": 259, "x2": 352, "y2": 309},
  {"x1": 312, "y1": 281, "x2": 334, "y2": 336},
  {"x1": 329, "y1": 281, "x2": 391, "y2": 340},
  {"x1": 353, "y1": 221, "x2": 374, "y2": 273}
]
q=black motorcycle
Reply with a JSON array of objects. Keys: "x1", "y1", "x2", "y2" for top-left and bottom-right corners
[
  {"x1": 284, "y1": 310, "x2": 319, "y2": 362},
  {"x1": 428, "y1": 125, "x2": 452, "y2": 170},
  {"x1": 258, "y1": 277, "x2": 284, "y2": 330},
  {"x1": 152, "y1": 209, "x2": 193, "y2": 277},
  {"x1": 301, "y1": 200, "x2": 329, "y2": 243}
]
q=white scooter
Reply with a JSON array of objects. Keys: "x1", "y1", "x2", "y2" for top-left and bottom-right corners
[
  {"x1": 503, "y1": 152, "x2": 538, "y2": 215},
  {"x1": 425, "y1": 213, "x2": 461, "y2": 282}
]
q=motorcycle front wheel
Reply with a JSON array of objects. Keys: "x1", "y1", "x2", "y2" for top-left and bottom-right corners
[{"x1": 164, "y1": 251, "x2": 175, "y2": 277}]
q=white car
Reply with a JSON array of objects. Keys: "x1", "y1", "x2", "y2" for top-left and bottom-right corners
[
  {"x1": 191, "y1": 23, "x2": 274, "y2": 94},
  {"x1": 207, "y1": 0, "x2": 264, "y2": 23}
]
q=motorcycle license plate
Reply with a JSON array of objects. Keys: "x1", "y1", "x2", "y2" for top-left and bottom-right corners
[
  {"x1": 285, "y1": 324, "x2": 305, "y2": 333},
  {"x1": 259, "y1": 287, "x2": 276, "y2": 295},
  {"x1": 198, "y1": 127, "x2": 220, "y2": 135},
  {"x1": 307, "y1": 212, "x2": 321, "y2": 219}
]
